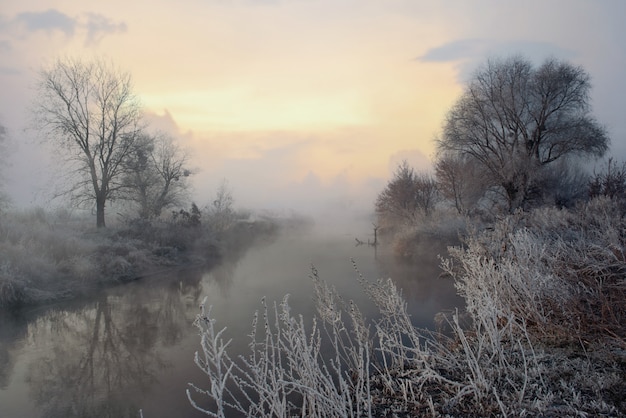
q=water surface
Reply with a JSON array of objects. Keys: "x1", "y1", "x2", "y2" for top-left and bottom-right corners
[{"x1": 0, "y1": 225, "x2": 462, "y2": 417}]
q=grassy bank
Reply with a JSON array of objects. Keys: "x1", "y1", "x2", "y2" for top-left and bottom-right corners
[
  {"x1": 0, "y1": 208, "x2": 281, "y2": 308},
  {"x1": 188, "y1": 197, "x2": 625, "y2": 416}
]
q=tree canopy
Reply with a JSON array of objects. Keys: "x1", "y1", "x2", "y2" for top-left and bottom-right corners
[
  {"x1": 438, "y1": 55, "x2": 609, "y2": 211},
  {"x1": 375, "y1": 161, "x2": 438, "y2": 226}
]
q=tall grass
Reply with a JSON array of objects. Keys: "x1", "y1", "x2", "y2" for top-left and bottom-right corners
[{"x1": 189, "y1": 197, "x2": 625, "y2": 416}]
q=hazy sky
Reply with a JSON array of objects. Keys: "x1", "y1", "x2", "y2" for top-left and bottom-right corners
[{"x1": 1, "y1": 0, "x2": 625, "y2": 216}]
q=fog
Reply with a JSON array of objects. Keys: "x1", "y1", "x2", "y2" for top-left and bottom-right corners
[
  {"x1": 0, "y1": 207, "x2": 463, "y2": 417},
  {"x1": 2, "y1": 2, "x2": 625, "y2": 416},
  {"x1": 2, "y1": 1, "x2": 626, "y2": 221},
  {"x1": 2, "y1": 104, "x2": 430, "y2": 229}
]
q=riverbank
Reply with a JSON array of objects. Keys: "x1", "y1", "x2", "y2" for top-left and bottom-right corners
[{"x1": 0, "y1": 208, "x2": 283, "y2": 308}]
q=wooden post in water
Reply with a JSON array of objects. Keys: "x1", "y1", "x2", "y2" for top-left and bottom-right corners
[{"x1": 372, "y1": 223, "x2": 379, "y2": 246}]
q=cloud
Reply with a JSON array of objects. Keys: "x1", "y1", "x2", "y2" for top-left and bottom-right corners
[
  {"x1": 0, "y1": 66, "x2": 20, "y2": 76},
  {"x1": 3, "y1": 9, "x2": 126, "y2": 46},
  {"x1": 422, "y1": 39, "x2": 573, "y2": 63},
  {"x1": 15, "y1": 9, "x2": 76, "y2": 36},
  {"x1": 143, "y1": 109, "x2": 189, "y2": 137},
  {"x1": 419, "y1": 39, "x2": 488, "y2": 62},
  {"x1": 419, "y1": 39, "x2": 575, "y2": 82},
  {"x1": 182, "y1": 131, "x2": 383, "y2": 218},
  {"x1": 84, "y1": 13, "x2": 127, "y2": 45}
]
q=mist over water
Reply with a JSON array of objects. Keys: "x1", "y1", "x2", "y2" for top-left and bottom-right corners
[{"x1": 0, "y1": 219, "x2": 462, "y2": 418}]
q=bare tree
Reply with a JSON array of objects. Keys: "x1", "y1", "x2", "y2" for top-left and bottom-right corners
[
  {"x1": 206, "y1": 179, "x2": 235, "y2": 235},
  {"x1": 438, "y1": 56, "x2": 609, "y2": 211},
  {"x1": 435, "y1": 152, "x2": 487, "y2": 214},
  {"x1": 414, "y1": 173, "x2": 439, "y2": 217},
  {"x1": 123, "y1": 132, "x2": 192, "y2": 219},
  {"x1": 375, "y1": 161, "x2": 439, "y2": 226},
  {"x1": 33, "y1": 58, "x2": 142, "y2": 227}
]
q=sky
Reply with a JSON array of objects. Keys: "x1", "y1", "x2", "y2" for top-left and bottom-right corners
[{"x1": 1, "y1": 0, "x2": 625, "y2": 219}]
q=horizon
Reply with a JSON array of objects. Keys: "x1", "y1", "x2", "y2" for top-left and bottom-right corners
[{"x1": 1, "y1": 1, "x2": 625, "y2": 220}]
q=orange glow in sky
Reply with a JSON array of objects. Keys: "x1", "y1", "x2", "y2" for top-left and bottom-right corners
[{"x1": 1, "y1": 0, "x2": 624, "y2": 209}]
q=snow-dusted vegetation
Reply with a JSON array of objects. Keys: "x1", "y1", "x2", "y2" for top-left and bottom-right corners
[
  {"x1": 449, "y1": 197, "x2": 625, "y2": 347},
  {"x1": 188, "y1": 197, "x2": 625, "y2": 416},
  {"x1": 0, "y1": 205, "x2": 279, "y2": 308}
]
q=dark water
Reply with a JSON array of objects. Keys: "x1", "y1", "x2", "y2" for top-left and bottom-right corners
[{"x1": 0, "y1": 226, "x2": 462, "y2": 418}]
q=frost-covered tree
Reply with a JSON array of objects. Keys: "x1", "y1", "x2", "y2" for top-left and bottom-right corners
[
  {"x1": 376, "y1": 161, "x2": 439, "y2": 226},
  {"x1": 439, "y1": 56, "x2": 609, "y2": 211},
  {"x1": 33, "y1": 58, "x2": 142, "y2": 227},
  {"x1": 435, "y1": 152, "x2": 487, "y2": 214},
  {"x1": 206, "y1": 180, "x2": 235, "y2": 235},
  {"x1": 123, "y1": 132, "x2": 192, "y2": 219}
]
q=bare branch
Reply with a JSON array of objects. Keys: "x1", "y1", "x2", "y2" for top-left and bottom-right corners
[
  {"x1": 438, "y1": 55, "x2": 609, "y2": 211},
  {"x1": 32, "y1": 57, "x2": 143, "y2": 227}
]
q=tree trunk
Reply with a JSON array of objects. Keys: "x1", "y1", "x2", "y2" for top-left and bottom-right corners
[
  {"x1": 504, "y1": 182, "x2": 520, "y2": 213},
  {"x1": 96, "y1": 195, "x2": 106, "y2": 228}
]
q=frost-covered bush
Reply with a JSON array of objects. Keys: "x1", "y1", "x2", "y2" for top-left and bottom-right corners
[
  {"x1": 446, "y1": 197, "x2": 626, "y2": 346},
  {"x1": 0, "y1": 262, "x2": 27, "y2": 306},
  {"x1": 382, "y1": 208, "x2": 466, "y2": 262},
  {"x1": 0, "y1": 206, "x2": 280, "y2": 307},
  {"x1": 0, "y1": 209, "x2": 97, "y2": 306},
  {"x1": 0, "y1": 209, "x2": 159, "y2": 306},
  {"x1": 589, "y1": 158, "x2": 626, "y2": 202}
]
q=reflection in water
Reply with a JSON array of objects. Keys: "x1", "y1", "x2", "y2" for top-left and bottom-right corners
[
  {"x1": 16, "y1": 270, "x2": 204, "y2": 418},
  {"x1": 0, "y1": 311, "x2": 27, "y2": 389},
  {"x1": 204, "y1": 257, "x2": 238, "y2": 297},
  {"x1": 0, "y1": 229, "x2": 463, "y2": 418},
  {"x1": 374, "y1": 235, "x2": 465, "y2": 330},
  {"x1": 27, "y1": 300, "x2": 157, "y2": 417}
]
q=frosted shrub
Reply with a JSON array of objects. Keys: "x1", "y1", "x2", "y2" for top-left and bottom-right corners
[
  {"x1": 448, "y1": 197, "x2": 626, "y2": 345},
  {"x1": 439, "y1": 198, "x2": 626, "y2": 414},
  {"x1": 0, "y1": 209, "x2": 148, "y2": 305}
]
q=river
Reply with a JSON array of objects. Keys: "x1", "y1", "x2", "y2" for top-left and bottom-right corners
[{"x1": 0, "y1": 223, "x2": 463, "y2": 417}]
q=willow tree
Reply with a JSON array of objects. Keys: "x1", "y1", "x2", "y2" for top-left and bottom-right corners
[
  {"x1": 34, "y1": 58, "x2": 142, "y2": 227},
  {"x1": 438, "y1": 56, "x2": 609, "y2": 211}
]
